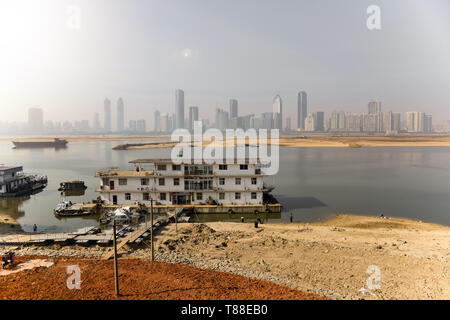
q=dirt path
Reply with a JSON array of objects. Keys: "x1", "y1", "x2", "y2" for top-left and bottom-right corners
[{"x1": 0, "y1": 255, "x2": 325, "y2": 300}]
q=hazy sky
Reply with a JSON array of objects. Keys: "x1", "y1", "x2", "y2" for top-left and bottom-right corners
[{"x1": 0, "y1": 0, "x2": 449, "y2": 128}]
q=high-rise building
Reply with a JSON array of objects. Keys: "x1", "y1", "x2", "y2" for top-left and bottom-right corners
[
  {"x1": 383, "y1": 111, "x2": 393, "y2": 133},
  {"x1": 229, "y1": 99, "x2": 238, "y2": 119},
  {"x1": 136, "y1": 120, "x2": 146, "y2": 133},
  {"x1": 272, "y1": 95, "x2": 282, "y2": 130},
  {"x1": 315, "y1": 112, "x2": 325, "y2": 132},
  {"x1": 415, "y1": 112, "x2": 425, "y2": 132},
  {"x1": 297, "y1": 91, "x2": 307, "y2": 130},
  {"x1": 368, "y1": 101, "x2": 381, "y2": 114},
  {"x1": 285, "y1": 117, "x2": 292, "y2": 132},
  {"x1": 128, "y1": 120, "x2": 137, "y2": 132},
  {"x1": 329, "y1": 111, "x2": 345, "y2": 131},
  {"x1": 93, "y1": 113, "x2": 101, "y2": 132},
  {"x1": 215, "y1": 108, "x2": 229, "y2": 131},
  {"x1": 154, "y1": 110, "x2": 161, "y2": 133},
  {"x1": 104, "y1": 98, "x2": 111, "y2": 132},
  {"x1": 424, "y1": 114, "x2": 433, "y2": 133},
  {"x1": 189, "y1": 106, "x2": 199, "y2": 131},
  {"x1": 305, "y1": 114, "x2": 315, "y2": 132},
  {"x1": 362, "y1": 113, "x2": 379, "y2": 132},
  {"x1": 345, "y1": 113, "x2": 362, "y2": 132},
  {"x1": 406, "y1": 112, "x2": 416, "y2": 132},
  {"x1": 117, "y1": 97, "x2": 124, "y2": 132},
  {"x1": 392, "y1": 113, "x2": 401, "y2": 132},
  {"x1": 175, "y1": 89, "x2": 185, "y2": 129},
  {"x1": 161, "y1": 114, "x2": 169, "y2": 133},
  {"x1": 28, "y1": 108, "x2": 44, "y2": 133}
]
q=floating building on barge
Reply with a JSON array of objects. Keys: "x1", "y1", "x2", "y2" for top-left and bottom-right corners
[
  {"x1": 0, "y1": 166, "x2": 47, "y2": 197},
  {"x1": 96, "y1": 158, "x2": 281, "y2": 213}
]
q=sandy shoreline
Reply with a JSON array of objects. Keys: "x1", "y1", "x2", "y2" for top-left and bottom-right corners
[
  {"x1": 1, "y1": 135, "x2": 450, "y2": 148},
  {"x1": 0, "y1": 213, "x2": 24, "y2": 235},
  {"x1": 1, "y1": 214, "x2": 448, "y2": 299}
]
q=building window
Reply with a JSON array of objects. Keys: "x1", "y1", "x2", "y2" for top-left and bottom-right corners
[
  {"x1": 125, "y1": 193, "x2": 131, "y2": 200},
  {"x1": 141, "y1": 178, "x2": 149, "y2": 185},
  {"x1": 240, "y1": 164, "x2": 248, "y2": 170},
  {"x1": 251, "y1": 192, "x2": 257, "y2": 200},
  {"x1": 219, "y1": 193, "x2": 225, "y2": 200},
  {"x1": 235, "y1": 192, "x2": 241, "y2": 200},
  {"x1": 159, "y1": 178, "x2": 165, "y2": 186},
  {"x1": 219, "y1": 178, "x2": 225, "y2": 185},
  {"x1": 197, "y1": 193, "x2": 203, "y2": 201},
  {"x1": 157, "y1": 164, "x2": 167, "y2": 171},
  {"x1": 174, "y1": 178, "x2": 180, "y2": 186},
  {"x1": 219, "y1": 164, "x2": 228, "y2": 170},
  {"x1": 172, "y1": 165, "x2": 181, "y2": 171},
  {"x1": 119, "y1": 179, "x2": 127, "y2": 186},
  {"x1": 143, "y1": 193, "x2": 150, "y2": 201},
  {"x1": 251, "y1": 178, "x2": 257, "y2": 185},
  {"x1": 235, "y1": 178, "x2": 241, "y2": 185},
  {"x1": 160, "y1": 193, "x2": 166, "y2": 200}
]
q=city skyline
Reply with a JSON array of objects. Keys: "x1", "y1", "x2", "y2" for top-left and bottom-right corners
[{"x1": 13, "y1": 90, "x2": 438, "y2": 135}]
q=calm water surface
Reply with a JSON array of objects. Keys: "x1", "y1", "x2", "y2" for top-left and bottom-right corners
[{"x1": 1, "y1": 141, "x2": 449, "y2": 232}]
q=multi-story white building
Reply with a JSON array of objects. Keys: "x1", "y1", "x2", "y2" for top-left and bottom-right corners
[{"x1": 96, "y1": 159, "x2": 267, "y2": 206}]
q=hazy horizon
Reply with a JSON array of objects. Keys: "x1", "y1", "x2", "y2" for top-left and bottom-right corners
[{"x1": 1, "y1": 0, "x2": 449, "y2": 127}]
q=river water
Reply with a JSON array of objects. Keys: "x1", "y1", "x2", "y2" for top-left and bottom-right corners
[{"x1": 1, "y1": 141, "x2": 449, "y2": 232}]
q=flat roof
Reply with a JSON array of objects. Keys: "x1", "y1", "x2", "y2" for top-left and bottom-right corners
[
  {"x1": 0, "y1": 166, "x2": 22, "y2": 171},
  {"x1": 97, "y1": 170, "x2": 154, "y2": 177},
  {"x1": 129, "y1": 158, "x2": 266, "y2": 165}
]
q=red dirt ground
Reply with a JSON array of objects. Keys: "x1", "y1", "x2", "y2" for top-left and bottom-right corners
[{"x1": 0, "y1": 256, "x2": 327, "y2": 300}]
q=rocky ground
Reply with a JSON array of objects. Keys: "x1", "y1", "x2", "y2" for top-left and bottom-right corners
[{"x1": 1, "y1": 214, "x2": 449, "y2": 300}]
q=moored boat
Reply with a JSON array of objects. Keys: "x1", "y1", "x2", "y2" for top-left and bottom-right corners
[
  {"x1": 0, "y1": 166, "x2": 47, "y2": 197},
  {"x1": 12, "y1": 138, "x2": 68, "y2": 149},
  {"x1": 58, "y1": 180, "x2": 87, "y2": 191}
]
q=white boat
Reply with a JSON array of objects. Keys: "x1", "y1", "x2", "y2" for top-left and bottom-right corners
[
  {"x1": 54, "y1": 201, "x2": 73, "y2": 213},
  {"x1": 111, "y1": 207, "x2": 132, "y2": 224}
]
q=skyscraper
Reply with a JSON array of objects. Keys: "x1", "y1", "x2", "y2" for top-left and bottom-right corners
[
  {"x1": 28, "y1": 107, "x2": 44, "y2": 133},
  {"x1": 154, "y1": 110, "x2": 161, "y2": 133},
  {"x1": 229, "y1": 99, "x2": 238, "y2": 119},
  {"x1": 315, "y1": 112, "x2": 325, "y2": 132},
  {"x1": 175, "y1": 89, "x2": 185, "y2": 129},
  {"x1": 305, "y1": 114, "x2": 315, "y2": 132},
  {"x1": 189, "y1": 106, "x2": 199, "y2": 131},
  {"x1": 104, "y1": 98, "x2": 111, "y2": 132},
  {"x1": 368, "y1": 101, "x2": 381, "y2": 114},
  {"x1": 93, "y1": 113, "x2": 101, "y2": 132},
  {"x1": 136, "y1": 120, "x2": 146, "y2": 133},
  {"x1": 406, "y1": 112, "x2": 416, "y2": 132},
  {"x1": 161, "y1": 114, "x2": 169, "y2": 133},
  {"x1": 297, "y1": 91, "x2": 307, "y2": 130},
  {"x1": 272, "y1": 95, "x2": 282, "y2": 130},
  {"x1": 117, "y1": 97, "x2": 124, "y2": 132}
]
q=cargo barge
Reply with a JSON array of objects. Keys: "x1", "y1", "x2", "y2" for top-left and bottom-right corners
[{"x1": 12, "y1": 138, "x2": 68, "y2": 149}]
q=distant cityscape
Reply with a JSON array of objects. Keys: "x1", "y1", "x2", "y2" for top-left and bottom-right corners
[{"x1": 1, "y1": 90, "x2": 448, "y2": 135}]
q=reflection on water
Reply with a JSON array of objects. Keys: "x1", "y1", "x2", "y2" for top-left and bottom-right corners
[
  {"x1": 0, "y1": 196, "x2": 27, "y2": 219},
  {"x1": 60, "y1": 189, "x2": 86, "y2": 197},
  {"x1": 0, "y1": 141, "x2": 449, "y2": 231}
]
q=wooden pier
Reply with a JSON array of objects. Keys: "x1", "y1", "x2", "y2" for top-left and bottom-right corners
[{"x1": 0, "y1": 215, "x2": 171, "y2": 249}]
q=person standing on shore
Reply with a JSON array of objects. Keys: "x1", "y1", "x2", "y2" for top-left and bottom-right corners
[{"x1": 33, "y1": 224, "x2": 37, "y2": 232}]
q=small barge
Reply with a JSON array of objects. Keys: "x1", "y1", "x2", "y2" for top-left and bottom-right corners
[
  {"x1": 58, "y1": 180, "x2": 87, "y2": 191},
  {"x1": 54, "y1": 201, "x2": 91, "y2": 217}
]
